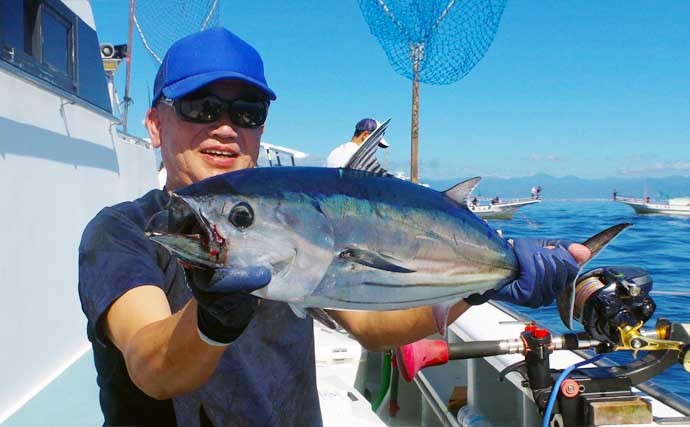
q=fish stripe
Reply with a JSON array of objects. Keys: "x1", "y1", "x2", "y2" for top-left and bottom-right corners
[{"x1": 321, "y1": 290, "x2": 469, "y2": 305}]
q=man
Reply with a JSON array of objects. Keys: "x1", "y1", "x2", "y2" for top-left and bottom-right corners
[
  {"x1": 79, "y1": 27, "x2": 590, "y2": 427},
  {"x1": 325, "y1": 117, "x2": 389, "y2": 167}
]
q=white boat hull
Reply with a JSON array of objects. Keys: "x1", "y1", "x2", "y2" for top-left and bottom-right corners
[
  {"x1": 615, "y1": 198, "x2": 690, "y2": 216},
  {"x1": 469, "y1": 199, "x2": 541, "y2": 219},
  {"x1": 0, "y1": 5, "x2": 158, "y2": 420}
]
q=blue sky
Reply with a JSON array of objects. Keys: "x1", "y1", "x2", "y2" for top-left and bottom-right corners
[{"x1": 92, "y1": 1, "x2": 690, "y2": 180}]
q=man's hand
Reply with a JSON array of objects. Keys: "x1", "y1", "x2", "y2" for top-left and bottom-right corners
[
  {"x1": 466, "y1": 238, "x2": 591, "y2": 308},
  {"x1": 186, "y1": 266, "x2": 271, "y2": 346}
]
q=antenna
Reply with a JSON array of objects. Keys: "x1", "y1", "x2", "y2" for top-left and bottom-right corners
[{"x1": 123, "y1": 0, "x2": 136, "y2": 133}]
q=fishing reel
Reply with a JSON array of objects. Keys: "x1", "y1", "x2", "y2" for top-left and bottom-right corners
[
  {"x1": 394, "y1": 266, "x2": 690, "y2": 426},
  {"x1": 572, "y1": 266, "x2": 689, "y2": 358},
  {"x1": 573, "y1": 266, "x2": 656, "y2": 350}
]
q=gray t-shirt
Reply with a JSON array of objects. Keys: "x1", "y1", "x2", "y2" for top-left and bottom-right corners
[{"x1": 79, "y1": 189, "x2": 323, "y2": 427}]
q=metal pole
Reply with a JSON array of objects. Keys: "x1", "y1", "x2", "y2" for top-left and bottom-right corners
[
  {"x1": 410, "y1": 43, "x2": 424, "y2": 182},
  {"x1": 123, "y1": 0, "x2": 136, "y2": 132},
  {"x1": 410, "y1": 43, "x2": 423, "y2": 183},
  {"x1": 410, "y1": 73, "x2": 419, "y2": 183}
]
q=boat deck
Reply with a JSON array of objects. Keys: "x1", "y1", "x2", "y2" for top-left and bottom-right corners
[
  {"x1": 3, "y1": 326, "x2": 387, "y2": 427},
  {"x1": 615, "y1": 196, "x2": 690, "y2": 216},
  {"x1": 469, "y1": 198, "x2": 541, "y2": 219},
  {"x1": 6, "y1": 304, "x2": 690, "y2": 427}
]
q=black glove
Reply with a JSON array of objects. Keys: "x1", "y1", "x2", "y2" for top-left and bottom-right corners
[
  {"x1": 465, "y1": 238, "x2": 579, "y2": 308},
  {"x1": 186, "y1": 266, "x2": 271, "y2": 346}
]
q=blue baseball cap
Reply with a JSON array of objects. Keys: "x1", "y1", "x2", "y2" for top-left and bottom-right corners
[
  {"x1": 152, "y1": 27, "x2": 276, "y2": 106},
  {"x1": 355, "y1": 118, "x2": 389, "y2": 148}
]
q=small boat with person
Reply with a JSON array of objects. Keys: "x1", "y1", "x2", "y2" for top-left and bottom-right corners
[
  {"x1": 613, "y1": 191, "x2": 690, "y2": 216},
  {"x1": 468, "y1": 195, "x2": 541, "y2": 220}
]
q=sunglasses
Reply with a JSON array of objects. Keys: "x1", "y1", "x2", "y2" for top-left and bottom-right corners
[{"x1": 160, "y1": 95, "x2": 269, "y2": 128}]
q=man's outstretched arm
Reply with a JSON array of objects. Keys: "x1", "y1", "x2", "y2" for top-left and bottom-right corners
[
  {"x1": 105, "y1": 266, "x2": 270, "y2": 399},
  {"x1": 105, "y1": 287, "x2": 224, "y2": 399}
]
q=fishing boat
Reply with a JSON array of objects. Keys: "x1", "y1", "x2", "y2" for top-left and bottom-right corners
[
  {"x1": 4, "y1": 1, "x2": 690, "y2": 426},
  {"x1": 0, "y1": 0, "x2": 158, "y2": 423},
  {"x1": 260, "y1": 141, "x2": 309, "y2": 167},
  {"x1": 614, "y1": 195, "x2": 690, "y2": 216},
  {"x1": 331, "y1": 299, "x2": 690, "y2": 427},
  {"x1": 468, "y1": 197, "x2": 541, "y2": 220}
]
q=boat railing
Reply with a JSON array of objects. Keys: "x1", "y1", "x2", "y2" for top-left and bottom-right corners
[
  {"x1": 115, "y1": 129, "x2": 153, "y2": 149},
  {"x1": 470, "y1": 196, "x2": 539, "y2": 205},
  {"x1": 615, "y1": 195, "x2": 667, "y2": 205},
  {"x1": 260, "y1": 142, "x2": 308, "y2": 167}
]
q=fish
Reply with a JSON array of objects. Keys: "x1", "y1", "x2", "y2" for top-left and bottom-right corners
[{"x1": 146, "y1": 166, "x2": 630, "y2": 335}]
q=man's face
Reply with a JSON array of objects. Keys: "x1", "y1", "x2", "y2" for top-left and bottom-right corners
[{"x1": 147, "y1": 80, "x2": 266, "y2": 191}]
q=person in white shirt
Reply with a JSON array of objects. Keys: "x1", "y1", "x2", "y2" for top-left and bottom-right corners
[{"x1": 325, "y1": 118, "x2": 389, "y2": 167}]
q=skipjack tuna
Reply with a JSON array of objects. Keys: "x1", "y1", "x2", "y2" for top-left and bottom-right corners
[{"x1": 148, "y1": 167, "x2": 628, "y2": 334}]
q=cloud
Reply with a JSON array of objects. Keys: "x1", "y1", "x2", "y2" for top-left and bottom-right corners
[
  {"x1": 526, "y1": 153, "x2": 565, "y2": 162},
  {"x1": 618, "y1": 161, "x2": 690, "y2": 175},
  {"x1": 623, "y1": 154, "x2": 643, "y2": 162}
]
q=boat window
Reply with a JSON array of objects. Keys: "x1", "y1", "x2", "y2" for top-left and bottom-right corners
[
  {"x1": 24, "y1": 0, "x2": 40, "y2": 55},
  {"x1": 0, "y1": 0, "x2": 112, "y2": 113},
  {"x1": 38, "y1": 3, "x2": 72, "y2": 75},
  {"x1": 1, "y1": 0, "x2": 25, "y2": 49}
]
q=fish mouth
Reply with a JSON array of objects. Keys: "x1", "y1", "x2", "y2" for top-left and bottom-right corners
[{"x1": 145, "y1": 194, "x2": 227, "y2": 269}]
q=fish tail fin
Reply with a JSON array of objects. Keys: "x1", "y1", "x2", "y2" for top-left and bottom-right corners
[
  {"x1": 581, "y1": 223, "x2": 633, "y2": 264},
  {"x1": 556, "y1": 223, "x2": 633, "y2": 329}
]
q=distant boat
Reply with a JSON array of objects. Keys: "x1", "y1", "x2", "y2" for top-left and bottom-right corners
[
  {"x1": 468, "y1": 197, "x2": 541, "y2": 219},
  {"x1": 614, "y1": 194, "x2": 690, "y2": 216}
]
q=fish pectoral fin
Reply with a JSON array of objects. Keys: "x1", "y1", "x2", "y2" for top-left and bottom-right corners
[
  {"x1": 431, "y1": 301, "x2": 457, "y2": 337},
  {"x1": 306, "y1": 308, "x2": 338, "y2": 330},
  {"x1": 339, "y1": 248, "x2": 415, "y2": 273}
]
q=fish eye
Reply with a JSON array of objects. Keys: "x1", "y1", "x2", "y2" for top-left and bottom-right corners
[{"x1": 229, "y1": 202, "x2": 254, "y2": 229}]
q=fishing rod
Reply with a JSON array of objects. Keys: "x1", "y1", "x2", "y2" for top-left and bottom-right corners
[{"x1": 395, "y1": 266, "x2": 690, "y2": 427}]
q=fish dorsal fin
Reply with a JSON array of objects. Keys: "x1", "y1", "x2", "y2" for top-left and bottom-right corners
[
  {"x1": 443, "y1": 177, "x2": 482, "y2": 205},
  {"x1": 339, "y1": 248, "x2": 415, "y2": 273},
  {"x1": 344, "y1": 118, "x2": 392, "y2": 176}
]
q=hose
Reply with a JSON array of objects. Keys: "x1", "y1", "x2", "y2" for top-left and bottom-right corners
[
  {"x1": 542, "y1": 354, "x2": 605, "y2": 427},
  {"x1": 371, "y1": 350, "x2": 392, "y2": 412}
]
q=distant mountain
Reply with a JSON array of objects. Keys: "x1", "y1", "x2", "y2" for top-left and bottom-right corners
[{"x1": 425, "y1": 174, "x2": 690, "y2": 200}]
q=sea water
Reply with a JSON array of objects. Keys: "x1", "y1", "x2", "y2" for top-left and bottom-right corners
[{"x1": 492, "y1": 200, "x2": 690, "y2": 401}]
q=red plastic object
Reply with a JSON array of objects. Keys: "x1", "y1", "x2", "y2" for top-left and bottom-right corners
[
  {"x1": 388, "y1": 401, "x2": 400, "y2": 417},
  {"x1": 532, "y1": 328, "x2": 549, "y2": 339},
  {"x1": 560, "y1": 379, "x2": 580, "y2": 398},
  {"x1": 395, "y1": 339, "x2": 449, "y2": 382}
]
